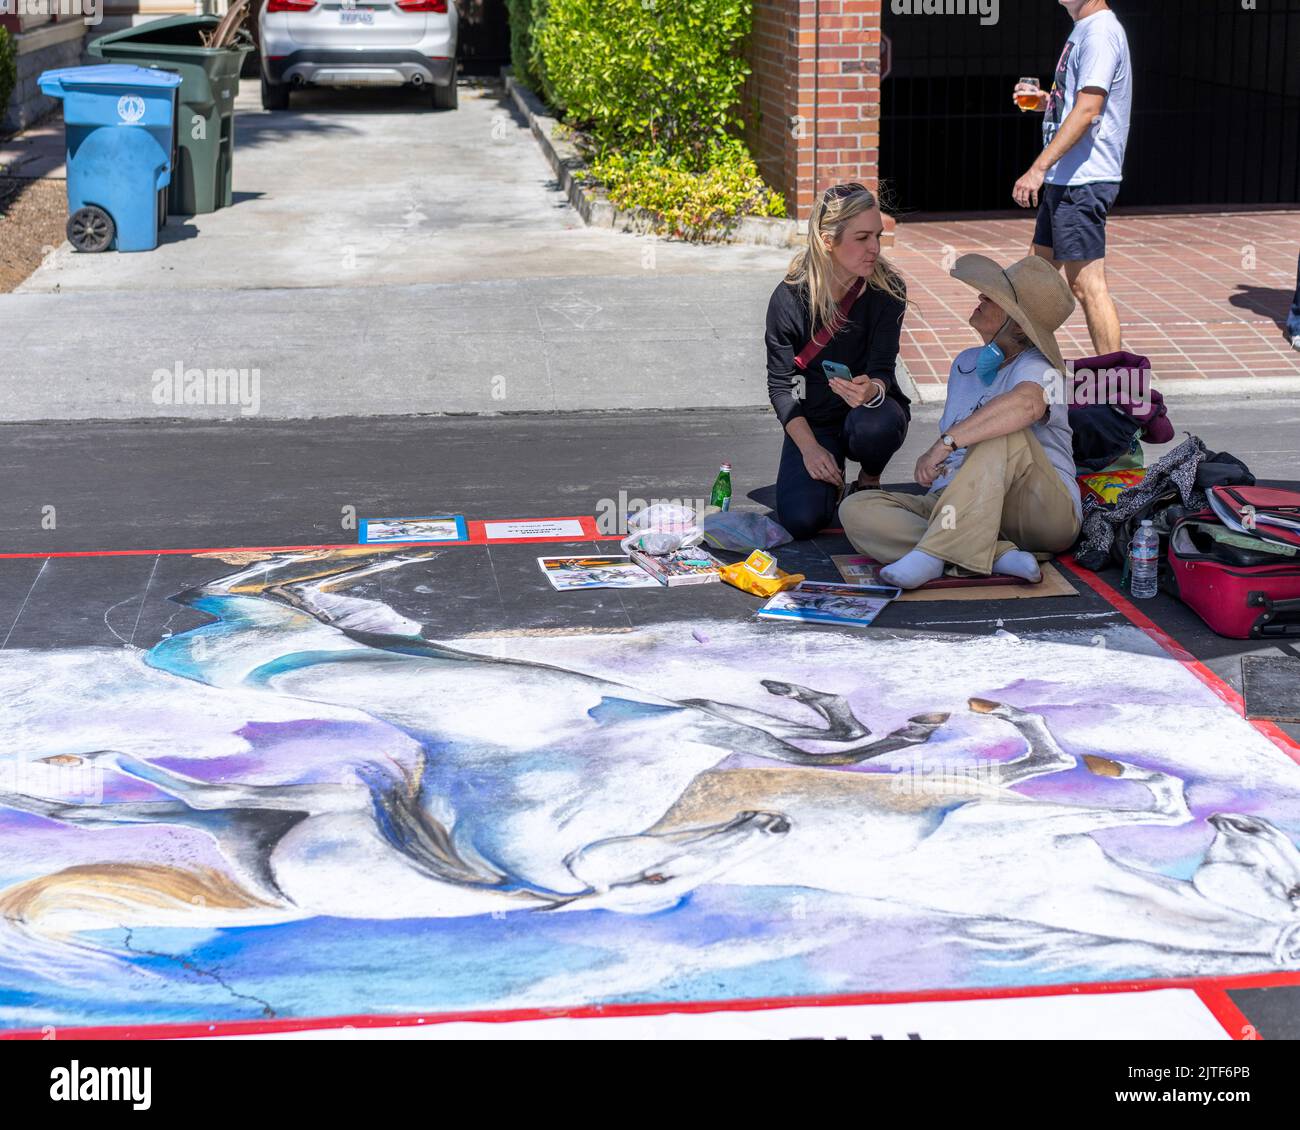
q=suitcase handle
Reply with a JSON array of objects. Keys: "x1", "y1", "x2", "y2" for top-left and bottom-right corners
[{"x1": 1248, "y1": 592, "x2": 1300, "y2": 638}]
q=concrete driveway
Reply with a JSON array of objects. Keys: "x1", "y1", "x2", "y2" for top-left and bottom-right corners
[
  {"x1": 3, "y1": 78, "x2": 796, "y2": 421},
  {"x1": 20, "y1": 80, "x2": 789, "y2": 294}
]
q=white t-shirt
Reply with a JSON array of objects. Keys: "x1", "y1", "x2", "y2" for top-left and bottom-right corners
[
  {"x1": 933, "y1": 347, "x2": 1082, "y2": 523},
  {"x1": 1042, "y1": 9, "x2": 1132, "y2": 186}
]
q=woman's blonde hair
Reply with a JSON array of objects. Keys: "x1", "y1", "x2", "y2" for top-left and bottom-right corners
[{"x1": 785, "y1": 183, "x2": 909, "y2": 337}]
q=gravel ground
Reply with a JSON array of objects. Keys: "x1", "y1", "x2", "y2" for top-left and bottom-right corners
[{"x1": 0, "y1": 177, "x2": 66, "y2": 292}]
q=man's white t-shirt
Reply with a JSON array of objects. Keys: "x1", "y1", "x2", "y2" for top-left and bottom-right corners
[
  {"x1": 1043, "y1": 8, "x2": 1132, "y2": 186},
  {"x1": 932, "y1": 347, "x2": 1082, "y2": 523}
]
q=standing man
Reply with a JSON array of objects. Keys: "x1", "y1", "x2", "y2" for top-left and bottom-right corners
[{"x1": 1012, "y1": 0, "x2": 1131, "y2": 357}]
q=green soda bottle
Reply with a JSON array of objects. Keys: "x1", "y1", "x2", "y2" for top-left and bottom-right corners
[{"x1": 709, "y1": 463, "x2": 733, "y2": 512}]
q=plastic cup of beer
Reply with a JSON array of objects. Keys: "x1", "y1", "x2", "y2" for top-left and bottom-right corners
[{"x1": 1016, "y1": 77, "x2": 1042, "y2": 112}]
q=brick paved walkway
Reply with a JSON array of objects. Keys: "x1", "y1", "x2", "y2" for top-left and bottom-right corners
[{"x1": 888, "y1": 210, "x2": 1300, "y2": 396}]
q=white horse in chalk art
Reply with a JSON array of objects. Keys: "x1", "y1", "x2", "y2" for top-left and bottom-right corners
[{"x1": 2, "y1": 548, "x2": 1300, "y2": 977}]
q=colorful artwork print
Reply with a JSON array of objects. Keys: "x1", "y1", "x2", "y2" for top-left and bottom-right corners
[
  {"x1": 537, "y1": 556, "x2": 660, "y2": 591},
  {"x1": 359, "y1": 515, "x2": 467, "y2": 544},
  {"x1": 759, "y1": 581, "x2": 899, "y2": 628},
  {"x1": 3, "y1": 545, "x2": 1300, "y2": 1032}
]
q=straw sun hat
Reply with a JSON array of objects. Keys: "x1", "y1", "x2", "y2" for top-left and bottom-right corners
[{"x1": 949, "y1": 253, "x2": 1076, "y2": 374}]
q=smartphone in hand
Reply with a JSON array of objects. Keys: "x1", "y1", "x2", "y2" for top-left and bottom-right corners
[{"x1": 821, "y1": 361, "x2": 853, "y2": 381}]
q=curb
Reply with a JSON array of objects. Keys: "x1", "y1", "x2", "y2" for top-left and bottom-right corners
[
  {"x1": 908, "y1": 375, "x2": 1300, "y2": 404},
  {"x1": 502, "y1": 69, "x2": 803, "y2": 250}
]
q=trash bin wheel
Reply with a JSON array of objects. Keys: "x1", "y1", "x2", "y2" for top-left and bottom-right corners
[
  {"x1": 432, "y1": 75, "x2": 458, "y2": 111},
  {"x1": 67, "y1": 206, "x2": 115, "y2": 253},
  {"x1": 261, "y1": 73, "x2": 290, "y2": 111}
]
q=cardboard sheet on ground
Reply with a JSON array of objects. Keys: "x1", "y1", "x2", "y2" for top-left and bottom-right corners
[
  {"x1": 1, "y1": 545, "x2": 1297, "y2": 1036},
  {"x1": 896, "y1": 560, "x2": 1077, "y2": 602},
  {"x1": 833, "y1": 555, "x2": 1077, "y2": 602}
]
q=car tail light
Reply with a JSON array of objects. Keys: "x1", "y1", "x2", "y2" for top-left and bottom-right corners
[
  {"x1": 396, "y1": 0, "x2": 448, "y2": 11},
  {"x1": 266, "y1": 0, "x2": 317, "y2": 11}
]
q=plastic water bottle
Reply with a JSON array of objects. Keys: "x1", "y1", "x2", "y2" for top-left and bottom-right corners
[
  {"x1": 1129, "y1": 520, "x2": 1160, "y2": 600},
  {"x1": 710, "y1": 463, "x2": 733, "y2": 512}
]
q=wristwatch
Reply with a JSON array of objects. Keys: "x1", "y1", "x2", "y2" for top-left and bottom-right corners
[{"x1": 940, "y1": 432, "x2": 959, "y2": 452}]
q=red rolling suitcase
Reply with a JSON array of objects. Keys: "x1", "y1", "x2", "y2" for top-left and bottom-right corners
[{"x1": 1167, "y1": 510, "x2": 1300, "y2": 639}]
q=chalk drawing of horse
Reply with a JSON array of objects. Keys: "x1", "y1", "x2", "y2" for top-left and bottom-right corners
[{"x1": 2, "y1": 548, "x2": 1299, "y2": 976}]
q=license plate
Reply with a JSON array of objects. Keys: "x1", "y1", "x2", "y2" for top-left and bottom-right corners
[{"x1": 339, "y1": 9, "x2": 374, "y2": 23}]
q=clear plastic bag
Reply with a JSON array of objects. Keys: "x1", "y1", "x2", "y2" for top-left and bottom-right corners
[{"x1": 619, "y1": 503, "x2": 704, "y2": 556}]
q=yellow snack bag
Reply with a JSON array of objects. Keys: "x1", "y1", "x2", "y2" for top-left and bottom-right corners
[{"x1": 718, "y1": 560, "x2": 805, "y2": 598}]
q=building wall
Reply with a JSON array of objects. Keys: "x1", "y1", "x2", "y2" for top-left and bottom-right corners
[
  {"x1": 1, "y1": 20, "x2": 88, "y2": 133},
  {"x1": 743, "y1": 0, "x2": 884, "y2": 222}
]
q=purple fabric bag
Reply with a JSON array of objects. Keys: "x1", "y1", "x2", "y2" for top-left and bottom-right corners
[{"x1": 1068, "y1": 351, "x2": 1174, "y2": 444}]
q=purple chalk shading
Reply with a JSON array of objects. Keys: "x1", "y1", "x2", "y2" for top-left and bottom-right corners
[{"x1": 151, "y1": 718, "x2": 422, "y2": 786}]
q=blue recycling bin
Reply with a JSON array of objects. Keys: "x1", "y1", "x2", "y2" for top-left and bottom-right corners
[{"x1": 38, "y1": 64, "x2": 183, "y2": 253}]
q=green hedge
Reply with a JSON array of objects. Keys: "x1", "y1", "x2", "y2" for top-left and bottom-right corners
[
  {"x1": 508, "y1": 0, "x2": 786, "y2": 236},
  {"x1": 536, "y1": 0, "x2": 752, "y2": 169},
  {"x1": 505, "y1": 0, "x2": 548, "y2": 93},
  {"x1": 0, "y1": 28, "x2": 16, "y2": 128}
]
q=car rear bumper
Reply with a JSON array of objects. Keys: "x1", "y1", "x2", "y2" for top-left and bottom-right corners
[{"x1": 264, "y1": 49, "x2": 455, "y2": 87}]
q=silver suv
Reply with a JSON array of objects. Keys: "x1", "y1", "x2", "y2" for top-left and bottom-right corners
[{"x1": 258, "y1": 0, "x2": 458, "y2": 110}]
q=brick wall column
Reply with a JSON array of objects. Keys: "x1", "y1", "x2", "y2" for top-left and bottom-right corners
[{"x1": 744, "y1": 0, "x2": 884, "y2": 224}]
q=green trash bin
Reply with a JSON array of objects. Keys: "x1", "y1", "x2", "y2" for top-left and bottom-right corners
[{"x1": 89, "y1": 15, "x2": 253, "y2": 215}]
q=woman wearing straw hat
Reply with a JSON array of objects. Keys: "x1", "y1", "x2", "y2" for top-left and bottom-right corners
[
  {"x1": 765, "y1": 183, "x2": 911, "y2": 540},
  {"x1": 839, "y1": 254, "x2": 1082, "y2": 590}
]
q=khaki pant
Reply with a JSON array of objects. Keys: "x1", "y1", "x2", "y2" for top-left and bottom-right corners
[{"x1": 838, "y1": 429, "x2": 1082, "y2": 575}]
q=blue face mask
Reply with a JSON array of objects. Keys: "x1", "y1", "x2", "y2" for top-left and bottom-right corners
[{"x1": 974, "y1": 316, "x2": 1012, "y2": 386}]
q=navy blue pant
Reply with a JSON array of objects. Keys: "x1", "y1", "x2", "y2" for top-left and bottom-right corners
[{"x1": 776, "y1": 400, "x2": 909, "y2": 541}]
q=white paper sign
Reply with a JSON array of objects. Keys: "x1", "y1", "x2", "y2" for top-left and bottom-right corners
[{"x1": 482, "y1": 519, "x2": 586, "y2": 540}]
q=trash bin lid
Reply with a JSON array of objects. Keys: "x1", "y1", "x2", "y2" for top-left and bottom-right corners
[
  {"x1": 89, "y1": 13, "x2": 248, "y2": 56},
  {"x1": 38, "y1": 64, "x2": 184, "y2": 91},
  {"x1": 91, "y1": 13, "x2": 219, "y2": 45}
]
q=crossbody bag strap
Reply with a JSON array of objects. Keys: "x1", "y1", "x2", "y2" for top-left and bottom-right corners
[{"x1": 793, "y1": 276, "x2": 865, "y2": 371}]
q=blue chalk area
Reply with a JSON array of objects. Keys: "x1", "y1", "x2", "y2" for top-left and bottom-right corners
[
  {"x1": 587, "y1": 696, "x2": 684, "y2": 725},
  {"x1": 0, "y1": 889, "x2": 857, "y2": 1028},
  {"x1": 0, "y1": 883, "x2": 1233, "y2": 1031}
]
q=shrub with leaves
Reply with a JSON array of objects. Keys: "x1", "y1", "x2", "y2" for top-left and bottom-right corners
[
  {"x1": 530, "y1": 0, "x2": 785, "y2": 237},
  {"x1": 505, "y1": 0, "x2": 528, "y2": 83},
  {"x1": 0, "y1": 28, "x2": 17, "y2": 129},
  {"x1": 537, "y1": 0, "x2": 752, "y2": 170},
  {"x1": 505, "y1": 0, "x2": 549, "y2": 93},
  {"x1": 588, "y1": 137, "x2": 786, "y2": 241}
]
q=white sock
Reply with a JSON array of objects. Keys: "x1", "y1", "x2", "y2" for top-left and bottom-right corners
[
  {"x1": 879, "y1": 549, "x2": 946, "y2": 590},
  {"x1": 993, "y1": 549, "x2": 1042, "y2": 582}
]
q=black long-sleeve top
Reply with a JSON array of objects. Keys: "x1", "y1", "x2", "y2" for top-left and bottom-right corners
[{"x1": 765, "y1": 277, "x2": 910, "y2": 429}]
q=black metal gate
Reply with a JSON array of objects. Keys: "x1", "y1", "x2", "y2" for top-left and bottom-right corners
[
  {"x1": 457, "y1": 0, "x2": 511, "y2": 75},
  {"x1": 880, "y1": 0, "x2": 1300, "y2": 213}
]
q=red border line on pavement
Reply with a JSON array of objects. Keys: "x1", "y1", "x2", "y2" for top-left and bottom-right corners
[
  {"x1": 1058, "y1": 554, "x2": 1300, "y2": 762},
  {"x1": 0, "y1": 522, "x2": 623, "y2": 561},
  {"x1": 1195, "y1": 987, "x2": 1260, "y2": 1040},
  {"x1": 3, "y1": 970, "x2": 1295, "y2": 1040}
]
